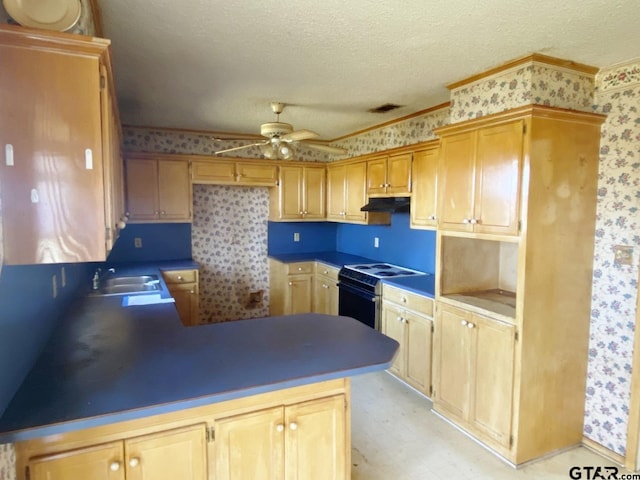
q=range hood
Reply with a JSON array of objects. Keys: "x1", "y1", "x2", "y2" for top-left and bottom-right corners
[{"x1": 360, "y1": 196, "x2": 410, "y2": 213}]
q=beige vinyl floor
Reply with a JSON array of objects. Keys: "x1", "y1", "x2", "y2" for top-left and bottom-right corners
[{"x1": 350, "y1": 371, "x2": 632, "y2": 479}]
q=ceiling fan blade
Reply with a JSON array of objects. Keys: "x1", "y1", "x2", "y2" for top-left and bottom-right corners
[
  {"x1": 281, "y1": 129, "x2": 319, "y2": 142},
  {"x1": 302, "y1": 143, "x2": 348, "y2": 155},
  {"x1": 214, "y1": 142, "x2": 267, "y2": 155}
]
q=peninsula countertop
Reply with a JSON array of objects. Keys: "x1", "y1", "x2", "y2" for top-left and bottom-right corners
[{"x1": 0, "y1": 289, "x2": 398, "y2": 443}]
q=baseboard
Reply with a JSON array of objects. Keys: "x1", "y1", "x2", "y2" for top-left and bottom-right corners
[{"x1": 582, "y1": 437, "x2": 626, "y2": 467}]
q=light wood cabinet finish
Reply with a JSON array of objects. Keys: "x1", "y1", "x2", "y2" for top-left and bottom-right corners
[
  {"x1": 410, "y1": 146, "x2": 439, "y2": 229},
  {"x1": 366, "y1": 152, "x2": 412, "y2": 197},
  {"x1": 270, "y1": 164, "x2": 326, "y2": 221},
  {"x1": 313, "y1": 263, "x2": 339, "y2": 315},
  {"x1": 0, "y1": 27, "x2": 119, "y2": 264},
  {"x1": 192, "y1": 158, "x2": 278, "y2": 186},
  {"x1": 381, "y1": 285, "x2": 433, "y2": 396},
  {"x1": 125, "y1": 155, "x2": 192, "y2": 223},
  {"x1": 28, "y1": 424, "x2": 206, "y2": 480},
  {"x1": 162, "y1": 269, "x2": 200, "y2": 326},
  {"x1": 269, "y1": 260, "x2": 314, "y2": 316}
]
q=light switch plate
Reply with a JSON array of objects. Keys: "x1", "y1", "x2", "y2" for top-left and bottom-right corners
[
  {"x1": 134, "y1": 237, "x2": 143, "y2": 248},
  {"x1": 293, "y1": 232, "x2": 300, "y2": 242},
  {"x1": 374, "y1": 237, "x2": 379, "y2": 248},
  {"x1": 614, "y1": 245, "x2": 633, "y2": 266}
]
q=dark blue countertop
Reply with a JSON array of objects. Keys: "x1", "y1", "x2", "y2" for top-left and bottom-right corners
[
  {"x1": 381, "y1": 274, "x2": 436, "y2": 299},
  {"x1": 0, "y1": 291, "x2": 398, "y2": 442}
]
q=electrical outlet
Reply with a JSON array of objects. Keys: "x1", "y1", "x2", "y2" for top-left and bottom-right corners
[
  {"x1": 293, "y1": 232, "x2": 300, "y2": 242},
  {"x1": 614, "y1": 245, "x2": 633, "y2": 266},
  {"x1": 134, "y1": 237, "x2": 143, "y2": 248},
  {"x1": 374, "y1": 237, "x2": 380, "y2": 248},
  {"x1": 60, "y1": 266, "x2": 66, "y2": 287},
  {"x1": 52, "y1": 274, "x2": 57, "y2": 299}
]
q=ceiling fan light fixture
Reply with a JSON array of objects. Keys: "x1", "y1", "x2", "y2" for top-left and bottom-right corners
[
  {"x1": 260, "y1": 143, "x2": 277, "y2": 159},
  {"x1": 279, "y1": 144, "x2": 294, "y2": 160}
]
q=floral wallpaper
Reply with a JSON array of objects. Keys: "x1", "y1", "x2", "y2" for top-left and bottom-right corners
[
  {"x1": 0, "y1": 0, "x2": 96, "y2": 36},
  {"x1": 583, "y1": 59, "x2": 640, "y2": 455},
  {"x1": 192, "y1": 185, "x2": 270, "y2": 323},
  {"x1": 449, "y1": 60, "x2": 595, "y2": 123},
  {"x1": 330, "y1": 106, "x2": 450, "y2": 157},
  {"x1": 0, "y1": 444, "x2": 15, "y2": 480}
]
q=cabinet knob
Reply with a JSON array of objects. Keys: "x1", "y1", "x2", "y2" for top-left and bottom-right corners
[
  {"x1": 386, "y1": 183, "x2": 391, "y2": 187},
  {"x1": 379, "y1": 184, "x2": 384, "y2": 188},
  {"x1": 303, "y1": 211, "x2": 308, "y2": 215},
  {"x1": 299, "y1": 211, "x2": 304, "y2": 215},
  {"x1": 323, "y1": 284, "x2": 329, "y2": 289},
  {"x1": 323, "y1": 270, "x2": 328, "y2": 274},
  {"x1": 462, "y1": 218, "x2": 470, "y2": 224},
  {"x1": 429, "y1": 215, "x2": 437, "y2": 220},
  {"x1": 470, "y1": 218, "x2": 478, "y2": 225},
  {"x1": 161, "y1": 210, "x2": 166, "y2": 215},
  {"x1": 109, "y1": 462, "x2": 121, "y2": 472},
  {"x1": 276, "y1": 424, "x2": 284, "y2": 432},
  {"x1": 397, "y1": 316, "x2": 402, "y2": 322},
  {"x1": 129, "y1": 457, "x2": 140, "y2": 468},
  {"x1": 288, "y1": 282, "x2": 293, "y2": 286},
  {"x1": 178, "y1": 276, "x2": 184, "y2": 281},
  {"x1": 467, "y1": 322, "x2": 475, "y2": 329},
  {"x1": 190, "y1": 290, "x2": 194, "y2": 294},
  {"x1": 298, "y1": 267, "x2": 303, "y2": 271},
  {"x1": 401, "y1": 297, "x2": 407, "y2": 303},
  {"x1": 117, "y1": 221, "x2": 126, "y2": 230},
  {"x1": 289, "y1": 422, "x2": 298, "y2": 431},
  {"x1": 461, "y1": 320, "x2": 468, "y2": 326}
]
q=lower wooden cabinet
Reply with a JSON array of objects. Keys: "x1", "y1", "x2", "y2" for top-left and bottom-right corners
[
  {"x1": 433, "y1": 302, "x2": 516, "y2": 449},
  {"x1": 269, "y1": 260, "x2": 314, "y2": 316},
  {"x1": 381, "y1": 285, "x2": 434, "y2": 396},
  {"x1": 215, "y1": 395, "x2": 346, "y2": 480},
  {"x1": 161, "y1": 269, "x2": 200, "y2": 326},
  {"x1": 27, "y1": 424, "x2": 207, "y2": 480},
  {"x1": 313, "y1": 263, "x2": 339, "y2": 315}
]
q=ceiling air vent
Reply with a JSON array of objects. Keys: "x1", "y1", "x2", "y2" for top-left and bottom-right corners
[{"x1": 368, "y1": 103, "x2": 402, "y2": 113}]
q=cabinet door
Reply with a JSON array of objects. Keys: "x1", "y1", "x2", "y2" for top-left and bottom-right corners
[
  {"x1": 126, "y1": 159, "x2": 159, "y2": 221},
  {"x1": 470, "y1": 315, "x2": 516, "y2": 447},
  {"x1": 438, "y1": 132, "x2": 476, "y2": 232},
  {"x1": 366, "y1": 157, "x2": 387, "y2": 195},
  {"x1": 157, "y1": 160, "x2": 191, "y2": 221},
  {"x1": 168, "y1": 283, "x2": 199, "y2": 326},
  {"x1": 313, "y1": 276, "x2": 330, "y2": 314},
  {"x1": 381, "y1": 302, "x2": 406, "y2": 377},
  {"x1": 326, "y1": 164, "x2": 346, "y2": 221},
  {"x1": 434, "y1": 304, "x2": 472, "y2": 419},
  {"x1": 344, "y1": 161, "x2": 367, "y2": 222},
  {"x1": 0, "y1": 46, "x2": 106, "y2": 264},
  {"x1": 474, "y1": 120, "x2": 523, "y2": 236},
  {"x1": 286, "y1": 275, "x2": 313, "y2": 314},
  {"x1": 215, "y1": 407, "x2": 285, "y2": 480},
  {"x1": 125, "y1": 425, "x2": 207, "y2": 480},
  {"x1": 302, "y1": 167, "x2": 326, "y2": 219},
  {"x1": 405, "y1": 312, "x2": 433, "y2": 396},
  {"x1": 285, "y1": 395, "x2": 346, "y2": 480},
  {"x1": 236, "y1": 162, "x2": 278, "y2": 186},
  {"x1": 279, "y1": 166, "x2": 304, "y2": 219},
  {"x1": 410, "y1": 148, "x2": 438, "y2": 229},
  {"x1": 29, "y1": 442, "x2": 125, "y2": 480},
  {"x1": 191, "y1": 160, "x2": 236, "y2": 184},
  {"x1": 386, "y1": 152, "x2": 412, "y2": 195}
]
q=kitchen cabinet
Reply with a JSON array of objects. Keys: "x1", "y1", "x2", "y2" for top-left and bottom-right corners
[
  {"x1": 0, "y1": 26, "x2": 121, "y2": 264},
  {"x1": 437, "y1": 120, "x2": 523, "y2": 236},
  {"x1": 410, "y1": 144, "x2": 439, "y2": 230},
  {"x1": 269, "y1": 260, "x2": 314, "y2": 316},
  {"x1": 326, "y1": 161, "x2": 389, "y2": 225},
  {"x1": 26, "y1": 424, "x2": 207, "y2": 480},
  {"x1": 270, "y1": 164, "x2": 325, "y2": 221},
  {"x1": 192, "y1": 158, "x2": 278, "y2": 186},
  {"x1": 215, "y1": 395, "x2": 346, "y2": 480},
  {"x1": 433, "y1": 105, "x2": 605, "y2": 464},
  {"x1": 162, "y1": 269, "x2": 200, "y2": 326},
  {"x1": 433, "y1": 303, "x2": 515, "y2": 447},
  {"x1": 366, "y1": 152, "x2": 412, "y2": 197},
  {"x1": 381, "y1": 284, "x2": 434, "y2": 396},
  {"x1": 313, "y1": 263, "x2": 339, "y2": 315},
  {"x1": 125, "y1": 154, "x2": 192, "y2": 222}
]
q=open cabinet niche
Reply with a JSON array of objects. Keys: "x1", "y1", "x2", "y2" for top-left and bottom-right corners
[{"x1": 438, "y1": 235, "x2": 518, "y2": 321}]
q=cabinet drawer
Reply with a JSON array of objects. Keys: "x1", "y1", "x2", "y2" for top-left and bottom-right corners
[
  {"x1": 285, "y1": 262, "x2": 314, "y2": 275},
  {"x1": 162, "y1": 269, "x2": 198, "y2": 284},
  {"x1": 383, "y1": 284, "x2": 434, "y2": 317},
  {"x1": 315, "y1": 262, "x2": 339, "y2": 281}
]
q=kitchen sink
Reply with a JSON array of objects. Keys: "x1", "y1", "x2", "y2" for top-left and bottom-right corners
[{"x1": 92, "y1": 275, "x2": 161, "y2": 296}]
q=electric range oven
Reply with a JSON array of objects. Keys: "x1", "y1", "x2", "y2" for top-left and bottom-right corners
[{"x1": 337, "y1": 263, "x2": 425, "y2": 330}]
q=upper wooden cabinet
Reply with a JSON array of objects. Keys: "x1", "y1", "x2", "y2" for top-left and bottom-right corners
[
  {"x1": 0, "y1": 26, "x2": 122, "y2": 264},
  {"x1": 437, "y1": 120, "x2": 523, "y2": 236},
  {"x1": 192, "y1": 158, "x2": 278, "y2": 186},
  {"x1": 125, "y1": 154, "x2": 192, "y2": 223},
  {"x1": 367, "y1": 152, "x2": 412, "y2": 197},
  {"x1": 269, "y1": 164, "x2": 325, "y2": 221},
  {"x1": 410, "y1": 144, "x2": 439, "y2": 230}
]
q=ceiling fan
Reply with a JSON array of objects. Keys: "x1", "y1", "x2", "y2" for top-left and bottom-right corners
[{"x1": 214, "y1": 102, "x2": 347, "y2": 160}]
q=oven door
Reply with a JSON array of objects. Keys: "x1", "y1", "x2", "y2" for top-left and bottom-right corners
[{"x1": 338, "y1": 281, "x2": 378, "y2": 330}]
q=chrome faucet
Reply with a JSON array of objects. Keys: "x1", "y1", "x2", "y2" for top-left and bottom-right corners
[{"x1": 92, "y1": 267, "x2": 115, "y2": 290}]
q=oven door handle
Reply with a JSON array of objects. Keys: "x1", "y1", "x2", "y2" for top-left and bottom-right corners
[{"x1": 337, "y1": 282, "x2": 377, "y2": 302}]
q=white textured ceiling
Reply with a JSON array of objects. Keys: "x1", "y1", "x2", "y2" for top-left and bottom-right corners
[{"x1": 99, "y1": 0, "x2": 640, "y2": 140}]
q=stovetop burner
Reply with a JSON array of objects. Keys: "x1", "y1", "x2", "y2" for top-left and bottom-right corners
[{"x1": 342, "y1": 263, "x2": 425, "y2": 280}]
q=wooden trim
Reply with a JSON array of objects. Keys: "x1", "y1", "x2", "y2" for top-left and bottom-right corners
[
  {"x1": 330, "y1": 102, "x2": 450, "y2": 142},
  {"x1": 447, "y1": 53, "x2": 599, "y2": 90},
  {"x1": 123, "y1": 124, "x2": 265, "y2": 141},
  {"x1": 625, "y1": 265, "x2": 640, "y2": 471},
  {"x1": 0, "y1": 24, "x2": 110, "y2": 55},
  {"x1": 582, "y1": 437, "x2": 626, "y2": 466},
  {"x1": 328, "y1": 139, "x2": 440, "y2": 167},
  {"x1": 87, "y1": 0, "x2": 104, "y2": 38}
]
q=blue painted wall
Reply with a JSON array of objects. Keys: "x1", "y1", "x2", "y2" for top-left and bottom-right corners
[
  {"x1": 108, "y1": 223, "x2": 192, "y2": 263},
  {"x1": 268, "y1": 222, "x2": 337, "y2": 254},
  {"x1": 0, "y1": 262, "x2": 93, "y2": 417}
]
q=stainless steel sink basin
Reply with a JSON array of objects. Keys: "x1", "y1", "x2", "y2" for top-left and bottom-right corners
[{"x1": 93, "y1": 275, "x2": 161, "y2": 296}]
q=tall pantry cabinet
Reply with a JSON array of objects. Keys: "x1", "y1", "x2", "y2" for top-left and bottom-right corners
[{"x1": 432, "y1": 105, "x2": 605, "y2": 464}]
